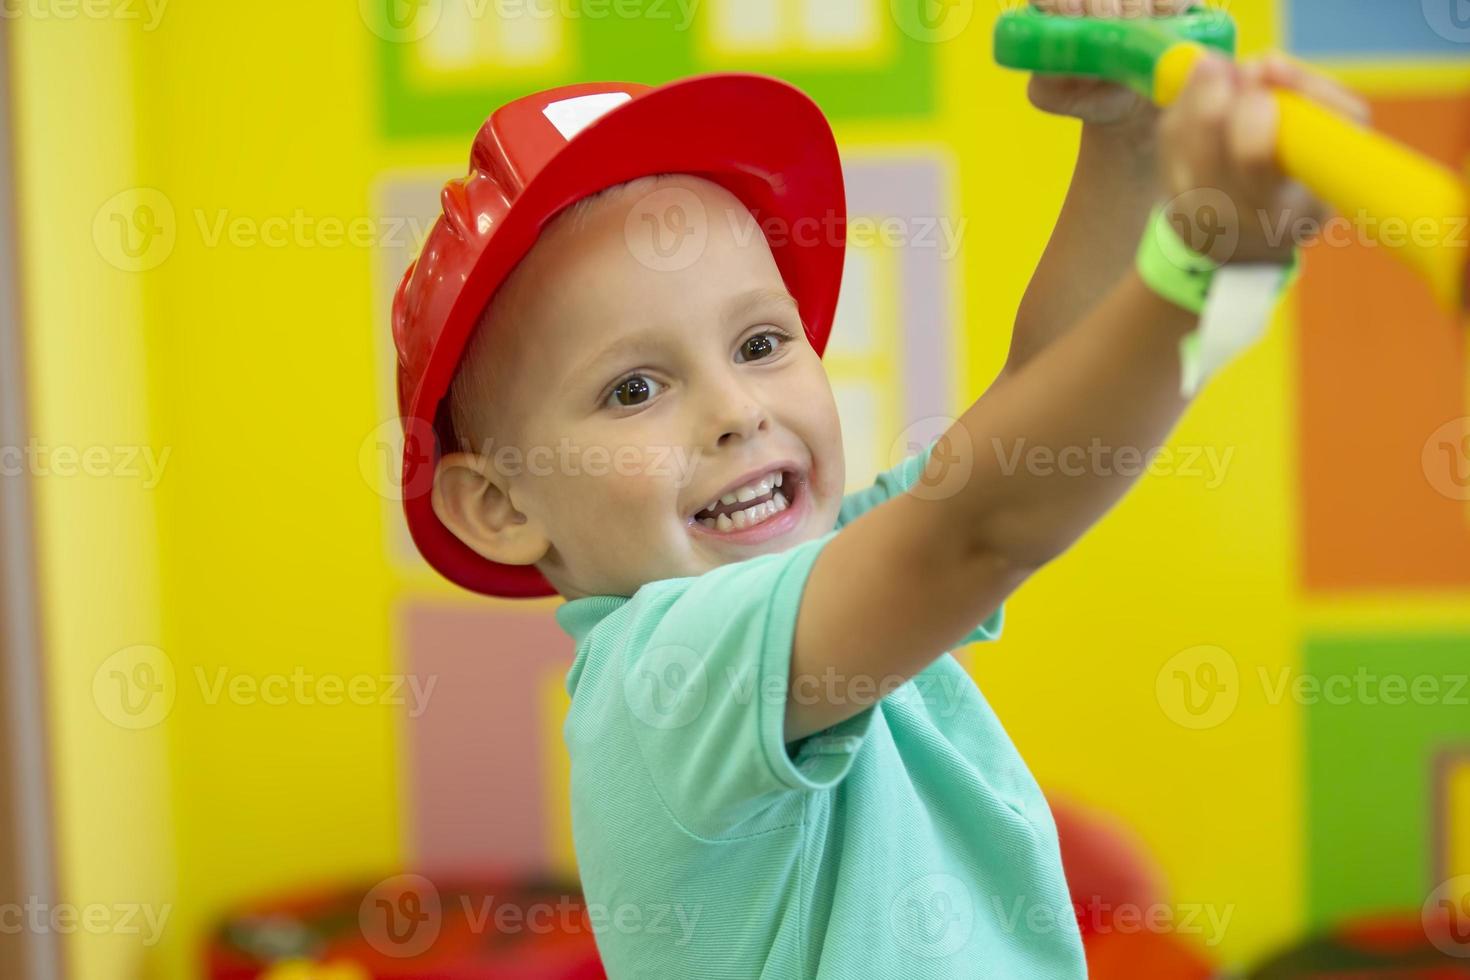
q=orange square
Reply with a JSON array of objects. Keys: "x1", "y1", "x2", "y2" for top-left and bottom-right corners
[{"x1": 1297, "y1": 92, "x2": 1470, "y2": 592}]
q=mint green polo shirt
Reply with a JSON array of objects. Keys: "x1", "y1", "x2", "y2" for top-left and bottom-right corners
[{"x1": 554, "y1": 440, "x2": 1085, "y2": 978}]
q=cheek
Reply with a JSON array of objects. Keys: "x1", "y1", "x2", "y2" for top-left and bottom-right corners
[
  {"x1": 792, "y1": 365, "x2": 845, "y2": 488},
  {"x1": 573, "y1": 465, "x2": 684, "y2": 534}
]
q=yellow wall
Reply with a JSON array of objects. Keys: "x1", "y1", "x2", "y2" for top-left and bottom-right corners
[{"x1": 128, "y1": 3, "x2": 406, "y2": 976}]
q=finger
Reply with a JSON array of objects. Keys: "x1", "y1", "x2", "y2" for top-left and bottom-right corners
[
  {"x1": 1256, "y1": 51, "x2": 1372, "y2": 126},
  {"x1": 1087, "y1": 0, "x2": 1123, "y2": 15},
  {"x1": 1152, "y1": 0, "x2": 1199, "y2": 13},
  {"x1": 1227, "y1": 83, "x2": 1284, "y2": 205},
  {"x1": 1163, "y1": 55, "x2": 1234, "y2": 193},
  {"x1": 1119, "y1": 0, "x2": 1156, "y2": 16}
]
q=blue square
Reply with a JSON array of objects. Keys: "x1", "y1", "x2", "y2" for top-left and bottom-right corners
[{"x1": 1290, "y1": 0, "x2": 1470, "y2": 56}]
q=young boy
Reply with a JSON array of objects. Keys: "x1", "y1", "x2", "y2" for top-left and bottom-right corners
[{"x1": 389, "y1": 3, "x2": 1366, "y2": 975}]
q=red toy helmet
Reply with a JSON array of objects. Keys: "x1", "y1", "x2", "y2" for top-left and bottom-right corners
[{"x1": 391, "y1": 73, "x2": 847, "y2": 598}]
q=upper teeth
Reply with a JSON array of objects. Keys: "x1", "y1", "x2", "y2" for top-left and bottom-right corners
[
  {"x1": 697, "y1": 470, "x2": 790, "y2": 532},
  {"x1": 706, "y1": 470, "x2": 783, "y2": 512},
  {"x1": 701, "y1": 490, "x2": 789, "y2": 531}
]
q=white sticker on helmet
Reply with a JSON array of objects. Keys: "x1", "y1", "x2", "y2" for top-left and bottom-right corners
[{"x1": 542, "y1": 92, "x2": 633, "y2": 142}]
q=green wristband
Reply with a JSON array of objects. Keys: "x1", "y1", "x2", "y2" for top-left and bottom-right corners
[{"x1": 1135, "y1": 205, "x2": 1220, "y2": 315}]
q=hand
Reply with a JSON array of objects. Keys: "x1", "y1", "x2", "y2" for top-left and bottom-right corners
[
  {"x1": 1158, "y1": 52, "x2": 1370, "y2": 264},
  {"x1": 1028, "y1": 0, "x2": 1201, "y2": 129}
]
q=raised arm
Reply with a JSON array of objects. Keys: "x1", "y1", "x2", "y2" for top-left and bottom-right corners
[
  {"x1": 785, "y1": 52, "x2": 1346, "y2": 743},
  {"x1": 1006, "y1": 0, "x2": 1367, "y2": 376}
]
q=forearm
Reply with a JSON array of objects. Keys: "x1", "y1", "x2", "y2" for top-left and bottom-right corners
[
  {"x1": 1010, "y1": 123, "x2": 1163, "y2": 372},
  {"x1": 931, "y1": 269, "x2": 1196, "y2": 569}
]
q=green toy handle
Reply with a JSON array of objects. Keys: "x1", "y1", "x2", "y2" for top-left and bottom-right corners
[{"x1": 994, "y1": 6, "x2": 1237, "y2": 98}]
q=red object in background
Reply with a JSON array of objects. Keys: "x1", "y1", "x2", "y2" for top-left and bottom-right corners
[
  {"x1": 1246, "y1": 912, "x2": 1470, "y2": 977},
  {"x1": 1052, "y1": 798, "x2": 1168, "y2": 937},
  {"x1": 206, "y1": 875, "x2": 604, "y2": 980},
  {"x1": 1086, "y1": 930, "x2": 1215, "y2": 980},
  {"x1": 1051, "y1": 799, "x2": 1217, "y2": 979}
]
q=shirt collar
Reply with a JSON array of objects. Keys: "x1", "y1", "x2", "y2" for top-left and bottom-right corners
[{"x1": 554, "y1": 594, "x2": 629, "y2": 644}]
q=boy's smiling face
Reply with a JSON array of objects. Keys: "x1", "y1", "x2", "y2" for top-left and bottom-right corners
[{"x1": 432, "y1": 174, "x2": 848, "y2": 599}]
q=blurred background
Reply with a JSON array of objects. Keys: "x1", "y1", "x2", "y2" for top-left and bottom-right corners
[{"x1": 2, "y1": 0, "x2": 1468, "y2": 977}]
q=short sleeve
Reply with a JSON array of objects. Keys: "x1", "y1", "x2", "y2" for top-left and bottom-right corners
[
  {"x1": 618, "y1": 531, "x2": 876, "y2": 839},
  {"x1": 836, "y1": 437, "x2": 1005, "y2": 646}
]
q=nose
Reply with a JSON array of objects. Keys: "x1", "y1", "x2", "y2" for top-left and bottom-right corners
[{"x1": 704, "y1": 371, "x2": 772, "y2": 450}]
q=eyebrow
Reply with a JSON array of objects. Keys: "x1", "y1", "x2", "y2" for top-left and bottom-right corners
[
  {"x1": 722, "y1": 285, "x2": 800, "y2": 325},
  {"x1": 570, "y1": 286, "x2": 800, "y2": 384}
]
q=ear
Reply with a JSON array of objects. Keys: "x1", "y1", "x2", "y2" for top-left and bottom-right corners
[{"x1": 431, "y1": 451, "x2": 550, "y2": 567}]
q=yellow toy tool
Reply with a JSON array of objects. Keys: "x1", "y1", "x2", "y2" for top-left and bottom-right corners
[{"x1": 995, "y1": 6, "x2": 1470, "y2": 313}]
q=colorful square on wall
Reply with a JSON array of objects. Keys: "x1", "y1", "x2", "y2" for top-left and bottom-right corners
[
  {"x1": 1294, "y1": 91, "x2": 1470, "y2": 592},
  {"x1": 1289, "y1": 0, "x2": 1470, "y2": 56},
  {"x1": 398, "y1": 601, "x2": 575, "y2": 876},
  {"x1": 370, "y1": 0, "x2": 940, "y2": 139},
  {"x1": 1303, "y1": 632, "x2": 1470, "y2": 926}
]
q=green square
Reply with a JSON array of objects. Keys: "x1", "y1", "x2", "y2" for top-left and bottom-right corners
[
  {"x1": 1304, "y1": 632, "x2": 1470, "y2": 925},
  {"x1": 373, "y1": 1, "x2": 937, "y2": 141}
]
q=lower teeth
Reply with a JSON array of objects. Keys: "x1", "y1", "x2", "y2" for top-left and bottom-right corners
[{"x1": 700, "y1": 489, "x2": 789, "y2": 531}]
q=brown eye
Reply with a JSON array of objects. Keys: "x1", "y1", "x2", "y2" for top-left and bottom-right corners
[
  {"x1": 738, "y1": 331, "x2": 786, "y2": 363},
  {"x1": 607, "y1": 375, "x2": 661, "y2": 409}
]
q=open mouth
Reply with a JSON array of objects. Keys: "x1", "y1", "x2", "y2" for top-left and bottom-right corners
[{"x1": 692, "y1": 468, "x2": 798, "y2": 533}]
